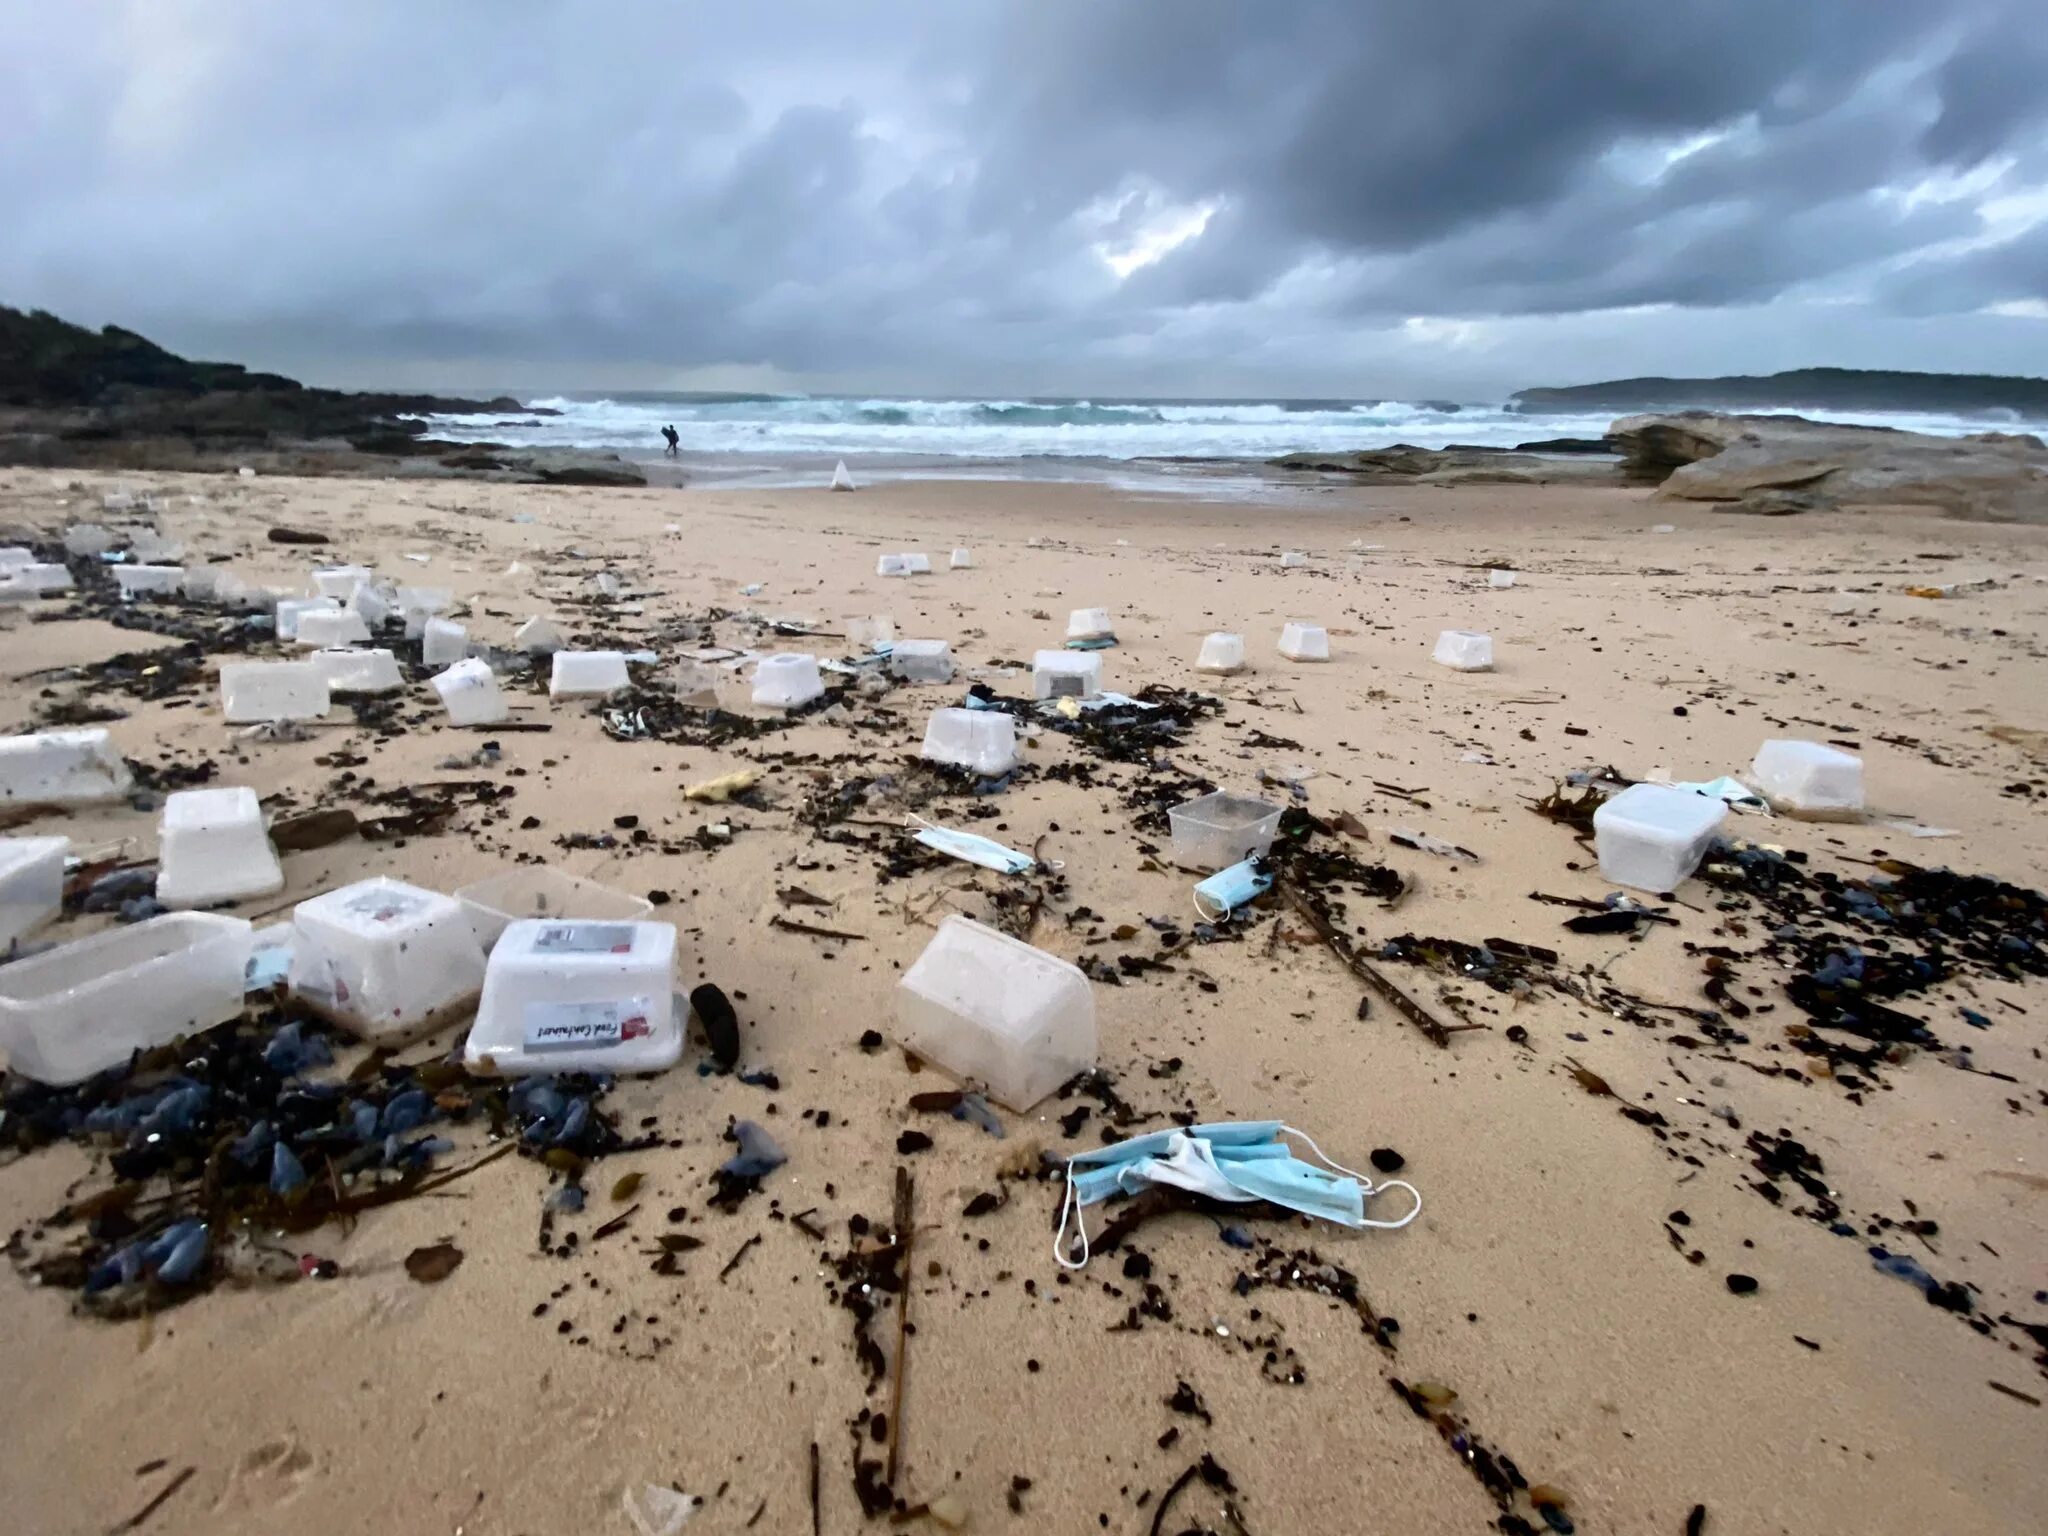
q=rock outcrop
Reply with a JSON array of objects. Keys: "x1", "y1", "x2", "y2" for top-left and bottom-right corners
[
  {"x1": 1610, "y1": 412, "x2": 2048, "y2": 521},
  {"x1": 1268, "y1": 444, "x2": 1620, "y2": 487}
]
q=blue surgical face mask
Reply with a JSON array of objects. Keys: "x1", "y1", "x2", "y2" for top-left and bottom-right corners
[
  {"x1": 1193, "y1": 857, "x2": 1272, "y2": 920},
  {"x1": 1055, "y1": 1120, "x2": 1421, "y2": 1270},
  {"x1": 909, "y1": 817, "x2": 1040, "y2": 875}
]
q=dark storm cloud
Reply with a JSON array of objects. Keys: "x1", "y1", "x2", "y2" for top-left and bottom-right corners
[{"x1": 1, "y1": 0, "x2": 2043, "y2": 393}]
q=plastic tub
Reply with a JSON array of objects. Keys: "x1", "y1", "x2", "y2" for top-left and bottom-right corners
[
  {"x1": 922, "y1": 708, "x2": 1017, "y2": 778},
  {"x1": 1196, "y1": 633, "x2": 1246, "y2": 674},
  {"x1": 295, "y1": 607, "x2": 371, "y2": 648},
  {"x1": 1489, "y1": 569, "x2": 1517, "y2": 588},
  {"x1": 431, "y1": 658, "x2": 508, "y2": 726},
  {"x1": 457, "y1": 867, "x2": 656, "y2": 951},
  {"x1": 463, "y1": 919, "x2": 681, "y2": 1076},
  {"x1": 1433, "y1": 630, "x2": 1494, "y2": 671},
  {"x1": 1281, "y1": 551, "x2": 1308, "y2": 569},
  {"x1": 114, "y1": 565, "x2": 185, "y2": 599},
  {"x1": 181, "y1": 567, "x2": 222, "y2": 601},
  {"x1": 1278, "y1": 622, "x2": 1328, "y2": 662},
  {"x1": 287, "y1": 878, "x2": 488, "y2": 1040},
  {"x1": 876, "y1": 555, "x2": 911, "y2": 577},
  {"x1": 550, "y1": 650, "x2": 631, "y2": 698},
  {"x1": 311, "y1": 565, "x2": 371, "y2": 600},
  {"x1": 422, "y1": 617, "x2": 468, "y2": 667},
  {"x1": 1594, "y1": 784, "x2": 1728, "y2": 893},
  {"x1": 889, "y1": 640, "x2": 955, "y2": 685},
  {"x1": 129, "y1": 532, "x2": 183, "y2": 564},
  {"x1": 398, "y1": 587, "x2": 455, "y2": 637},
  {"x1": 950, "y1": 548, "x2": 973, "y2": 570},
  {"x1": 15, "y1": 564, "x2": 73, "y2": 594},
  {"x1": 1067, "y1": 607, "x2": 1114, "y2": 641},
  {"x1": 515, "y1": 616, "x2": 564, "y2": 656},
  {"x1": 753, "y1": 653, "x2": 824, "y2": 709},
  {"x1": 155, "y1": 786, "x2": 284, "y2": 910},
  {"x1": 1750, "y1": 740, "x2": 1864, "y2": 818},
  {"x1": 1033, "y1": 649, "x2": 1101, "y2": 700},
  {"x1": 0, "y1": 913, "x2": 254, "y2": 1085},
  {"x1": 310, "y1": 647, "x2": 403, "y2": 695},
  {"x1": 1168, "y1": 791, "x2": 1283, "y2": 872},
  {"x1": 0, "y1": 728, "x2": 133, "y2": 807},
  {"x1": 893, "y1": 915, "x2": 1096, "y2": 1111},
  {"x1": 274, "y1": 597, "x2": 340, "y2": 641},
  {"x1": 0, "y1": 834, "x2": 68, "y2": 950},
  {"x1": 0, "y1": 546, "x2": 30, "y2": 570},
  {"x1": 846, "y1": 616, "x2": 895, "y2": 650},
  {"x1": 63, "y1": 525, "x2": 116, "y2": 557},
  {"x1": 220, "y1": 660, "x2": 330, "y2": 723}
]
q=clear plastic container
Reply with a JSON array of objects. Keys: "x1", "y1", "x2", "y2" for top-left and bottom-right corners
[
  {"x1": 287, "y1": 878, "x2": 488, "y2": 1040},
  {"x1": 1196, "y1": 633, "x2": 1246, "y2": 674},
  {"x1": 398, "y1": 587, "x2": 455, "y2": 637},
  {"x1": 1281, "y1": 551, "x2": 1308, "y2": 569},
  {"x1": 0, "y1": 728, "x2": 133, "y2": 806},
  {"x1": 352, "y1": 583, "x2": 396, "y2": 628},
  {"x1": 846, "y1": 615, "x2": 895, "y2": 650},
  {"x1": 922, "y1": 708, "x2": 1017, "y2": 778},
  {"x1": 1593, "y1": 784, "x2": 1728, "y2": 893},
  {"x1": 0, "y1": 546, "x2": 30, "y2": 570},
  {"x1": 901, "y1": 553, "x2": 932, "y2": 575},
  {"x1": 889, "y1": 639, "x2": 955, "y2": 685},
  {"x1": 220, "y1": 660, "x2": 330, "y2": 723},
  {"x1": 310, "y1": 647, "x2": 403, "y2": 695},
  {"x1": 0, "y1": 835, "x2": 68, "y2": 950},
  {"x1": 15, "y1": 564, "x2": 74, "y2": 594},
  {"x1": 63, "y1": 525, "x2": 116, "y2": 557},
  {"x1": 295, "y1": 607, "x2": 371, "y2": 648},
  {"x1": 515, "y1": 616, "x2": 564, "y2": 656},
  {"x1": 457, "y1": 867, "x2": 655, "y2": 951},
  {"x1": 129, "y1": 532, "x2": 183, "y2": 564},
  {"x1": 1433, "y1": 630, "x2": 1494, "y2": 671},
  {"x1": 181, "y1": 566, "x2": 222, "y2": 601},
  {"x1": 155, "y1": 786, "x2": 284, "y2": 910},
  {"x1": 1067, "y1": 607, "x2": 1114, "y2": 641},
  {"x1": 1489, "y1": 569, "x2": 1517, "y2": 588},
  {"x1": 893, "y1": 915, "x2": 1096, "y2": 1111},
  {"x1": 431, "y1": 658, "x2": 508, "y2": 726},
  {"x1": 0, "y1": 913, "x2": 254, "y2": 1085},
  {"x1": 1168, "y1": 791, "x2": 1283, "y2": 872},
  {"x1": 753, "y1": 653, "x2": 824, "y2": 709},
  {"x1": 831, "y1": 460, "x2": 856, "y2": 491},
  {"x1": 1750, "y1": 740, "x2": 1864, "y2": 818},
  {"x1": 876, "y1": 554, "x2": 910, "y2": 577},
  {"x1": 950, "y1": 548, "x2": 973, "y2": 569},
  {"x1": 422, "y1": 617, "x2": 468, "y2": 667},
  {"x1": 1033, "y1": 649, "x2": 1101, "y2": 700},
  {"x1": 463, "y1": 919, "x2": 681, "y2": 1076},
  {"x1": 1278, "y1": 622, "x2": 1328, "y2": 661},
  {"x1": 311, "y1": 565, "x2": 371, "y2": 600},
  {"x1": 114, "y1": 565, "x2": 185, "y2": 599},
  {"x1": 274, "y1": 596, "x2": 340, "y2": 641},
  {"x1": 550, "y1": 650, "x2": 631, "y2": 698}
]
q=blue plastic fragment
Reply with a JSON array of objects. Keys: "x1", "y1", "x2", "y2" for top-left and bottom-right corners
[{"x1": 720, "y1": 1120, "x2": 786, "y2": 1178}]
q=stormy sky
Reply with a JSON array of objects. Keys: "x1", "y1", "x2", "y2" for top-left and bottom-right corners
[{"x1": 4, "y1": 0, "x2": 2046, "y2": 398}]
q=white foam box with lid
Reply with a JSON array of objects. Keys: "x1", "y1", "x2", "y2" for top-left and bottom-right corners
[
  {"x1": 0, "y1": 913, "x2": 254, "y2": 1084},
  {"x1": 753, "y1": 653, "x2": 824, "y2": 708},
  {"x1": 888, "y1": 639, "x2": 955, "y2": 684},
  {"x1": 550, "y1": 650, "x2": 632, "y2": 698},
  {"x1": 1033, "y1": 648, "x2": 1101, "y2": 699},
  {"x1": 295, "y1": 607, "x2": 371, "y2": 648},
  {"x1": 1593, "y1": 783, "x2": 1728, "y2": 893},
  {"x1": 287, "y1": 878, "x2": 488, "y2": 1040},
  {"x1": 1066, "y1": 607, "x2": 1114, "y2": 641},
  {"x1": 456, "y1": 867, "x2": 655, "y2": 951},
  {"x1": 463, "y1": 919, "x2": 681, "y2": 1076},
  {"x1": 0, "y1": 728, "x2": 133, "y2": 806},
  {"x1": 1196, "y1": 633, "x2": 1246, "y2": 673},
  {"x1": 1749, "y1": 739, "x2": 1864, "y2": 817},
  {"x1": 114, "y1": 565, "x2": 185, "y2": 598},
  {"x1": 1278, "y1": 622, "x2": 1328, "y2": 661},
  {"x1": 1433, "y1": 630, "x2": 1494, "y2": 671},
  {"x1": 1167, "y1": 791, "x2": 1284, "y2": 872},
  {"x1": 431, "y1": 658, "x2": 508, "y2": 725},
  {"x1": 310, "y1": 647, "x2": 403, "y2": 695},
  {"x1": 922, "y1": 707, "x2": 1018, "y2": 778},
  {"x1": 155, "y1": 786, "x2": 284, "y2": 910},
  {"x1": 421, "y1": 617, "x2": 468, "y2": 667},
  {"x1": 893, "y1": 914, "x2": 1096, "y2": 1111},
  {"x1": 0, "y1": 835, "x2": 68, "y2": 949},
  {"x1": 274, "y1": 596, "x2": 339, "y2": 641},
  {"x1": 220, "y1": 660, "x2": 330, "y2": 723}
]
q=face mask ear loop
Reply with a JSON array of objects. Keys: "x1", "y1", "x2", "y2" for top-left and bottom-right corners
[
  {"x1": 1280, "y1": 1124, "x2": 1423, "y2": 1229},
  {"x1": 1053, "y1": 1157, "x2": 1091, "y2": 1270}
]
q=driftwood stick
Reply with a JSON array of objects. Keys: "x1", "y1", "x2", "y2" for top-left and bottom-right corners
[
  {"x1": 884, "y1": 1165, "x2": 914, "y2": 1487},
  {"x1": 1278, "y1": 879, "x2": 1454, "y2": 1047}
]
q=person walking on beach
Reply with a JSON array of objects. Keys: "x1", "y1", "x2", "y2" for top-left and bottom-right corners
[{"x1": 661, "y1": 424, "x2": 679, "y2": 457}]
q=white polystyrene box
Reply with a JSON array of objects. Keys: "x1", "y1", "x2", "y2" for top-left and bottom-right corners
[
  {"x1": 0, "y1": 913, "x2": 253, "y2": 1084},
  {"x1": 1033, "y1": 649, "x2": 1100, "y2": 699},
  {"x1": 1594, "y1": 783, "x2": 1728, "y2": 894},
  {"x1": 1278, "y1": 622, "x2": 1328, "y2": 662},
  {"x1": 922, "y1": 708, "x2": 1017, "y2": 778},
  {"x1": 287, "y1": 878, "x2": 488, "y2": 1040},
  {"x1": 550, "y1": 650, "x2": 632, "y2": 698},
  {"x1": 1750, "y1": 740, "x2": 1864, "y2": 818},
  {"x1": 155, "y1": 786, "x2": 283, "y2": 910},
  {"x1": 310, "y1": 647, "x2": 403, "y2": 695},
  {"x1": 464, "y1": 919, "x2": 681, "y2": 1076},
  {"x1": 894, "y1": 915, "x2": 1096, "y2": 1111},
  {"x1": 431, "y1": 658, "x2": 508, "y2": 726},
  {"x1": 1196, "y1": 633, "x2": 1246, "y2": 673},
  {"x1": 0, "y1": 835, "x2": 68, "y2": 950},
  {"x1": 889, "y1": 640, "x2": 955, "y2": 685},
  {"x1": 220, "y1": 661, "x2": 330, "y2": 723},
  {"x1": 753, "y1": 653, "x2": 824, "y2": 708},
  {"x1": 1433, "y1": 630, "x2": 1494, "y2": 671},
  {"x1": 0, "y1": 728, "x2": 132, "y2": 806}
]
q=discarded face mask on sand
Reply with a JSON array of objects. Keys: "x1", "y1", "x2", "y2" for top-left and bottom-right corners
[
  {"x1": 1054, "y1": 1120, "x2": 1422, "y2": 1269},
  {"x1": 909, "y1": 816, "x2": 1038, "y2": 875}
]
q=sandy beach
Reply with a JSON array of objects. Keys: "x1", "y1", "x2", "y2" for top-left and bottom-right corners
[{"x1": 2, "y1": 465, "x2": 2045, "y2": 1536}]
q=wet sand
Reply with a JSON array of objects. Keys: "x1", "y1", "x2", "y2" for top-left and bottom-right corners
[{"x1": 2, "y1": 466, "x2": 2046, "y2": 1536}]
